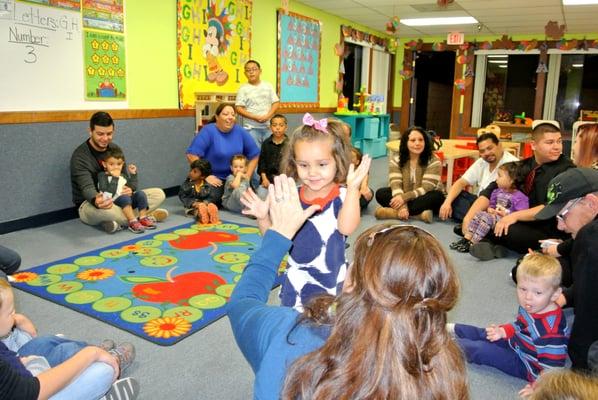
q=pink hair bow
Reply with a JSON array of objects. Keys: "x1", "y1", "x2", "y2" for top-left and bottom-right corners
[{"x1": 302, "y1": 113, "x2": 328, "y2": 133}]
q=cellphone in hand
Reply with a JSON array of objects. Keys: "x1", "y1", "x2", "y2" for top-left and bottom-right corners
[{"x1": 102, "y1": 192, "x2": 113, "y2": 201}]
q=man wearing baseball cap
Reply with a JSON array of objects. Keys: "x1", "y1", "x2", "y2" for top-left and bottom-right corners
[
  {"x1": 536, "y1": 168, "x2": 598, "y2": 371},
  {"x1": 467, "y1": 120, "x2": 575, "y2": 260}
]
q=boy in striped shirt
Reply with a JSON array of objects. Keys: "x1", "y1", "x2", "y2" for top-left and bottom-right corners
[{"x1": 451, "y1": 253, "x2": 569, "y2": 396}]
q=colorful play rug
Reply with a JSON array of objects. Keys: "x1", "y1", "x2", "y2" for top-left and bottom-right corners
[{"x1": 12, "y1": 221, "x2": 285, "y2": 346}]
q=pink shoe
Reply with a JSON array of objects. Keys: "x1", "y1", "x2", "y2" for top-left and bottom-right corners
[
  {"x1": 207, "y1": 203, "x2": 220, "y2": 224},
  {"x1": 139, "y1": 216, "x2": 156, "y2": 230},
  {"x1": 128, "y1": 220, "x2": 145, "y2": 234}
]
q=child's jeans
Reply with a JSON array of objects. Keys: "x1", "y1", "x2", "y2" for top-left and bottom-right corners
[
  {"x1": 467, "y1": 211, "x2": 498, "y2": 243},
  {"x1": 454, "y1": 323, "x2": 528, "y2": 381},
  {"x1": 2, "y1": 327, "x2": 33, "y2": 352},
  {"x1": 18, "y1": 335, "x2": 114, "y2": 400},
  {"x1": 113, "y1": 190, "x2": 149, "y2": 211}
]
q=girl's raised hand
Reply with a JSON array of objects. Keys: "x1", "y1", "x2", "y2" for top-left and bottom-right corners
[
  {"x1": 241, "y1": 187, "x2": 269, "y2": 220},
  {"x1": 346, "y1": 154, "x2": 372, "y2": 191}
]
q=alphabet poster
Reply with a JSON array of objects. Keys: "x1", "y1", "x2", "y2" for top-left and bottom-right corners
[
  {"x1": 177, "y1": 0, "x2": 253, "y2": 109},
  {"x1": 277, "y1": 10, "x2": 320, "y2": 107}
]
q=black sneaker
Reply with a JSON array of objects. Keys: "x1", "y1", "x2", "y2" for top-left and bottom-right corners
[
  {"x1": 456, "y1": 240, "x2": 472, "y2": 253},
  {"x1": 450, "y1": 237, "x2": 468, "y2": 250},
  {"x1": 453, "y1": 224, "x2": 464, "y2": 237},
  {"x1": 469, "y1": 242, "x2": 495, "y2": 261}
]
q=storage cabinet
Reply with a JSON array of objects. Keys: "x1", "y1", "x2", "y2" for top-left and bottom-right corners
[{"x1": 334, "y1": 114, "x2": 390, "y2": 158}]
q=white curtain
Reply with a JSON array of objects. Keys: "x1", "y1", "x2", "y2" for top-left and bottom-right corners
[{"x1": 371, "y1": 49, "x2": 390, "y2": 112}]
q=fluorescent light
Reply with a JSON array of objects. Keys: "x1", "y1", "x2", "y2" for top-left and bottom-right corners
[
  {"x1": 563, "y1": 0, "x2": 598, "y2": 5},
  {"x1": 488, "y1": 60, "x2": 508, "y2": 64},
  {"x1": 400, "y1": 16, "x2": 478, "y2": 26},
  {"x1": 498, "y1": 65, "x2": 508, "y2": 68},
  {"x1": 487, "y1": 55, "x2": 508, "y2": 58},
  {"x1": 572, "y1": 63, "x2": 584, "y2": 67}
]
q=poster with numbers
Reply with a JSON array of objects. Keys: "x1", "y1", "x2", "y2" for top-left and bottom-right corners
[{"x1": 276, "y1": 10, "x2": 320, "y2": 108}]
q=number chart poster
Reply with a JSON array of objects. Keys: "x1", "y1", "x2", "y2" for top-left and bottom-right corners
[
  {"x1": 177, "y1": 0, "x2": 252, "y2": 109},
  {"x1": 277, "y1": 11, "x2": 320, "y2": 108},
  {"x1": 84, "y1": 30, "x2": 126, "y2": 100}
]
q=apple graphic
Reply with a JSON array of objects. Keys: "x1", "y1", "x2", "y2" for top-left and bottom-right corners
[
  {"x1": 131, "y1": 267, "x2": 227, "y2": 305},
  {"x1": 168, "y1": 231, "x2": 239, "y2": 251}
]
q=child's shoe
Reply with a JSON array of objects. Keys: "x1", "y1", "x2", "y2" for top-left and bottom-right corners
[
  {"x1": 196, "y1": 203, "x2": 210, "y2": 224},
  {"x1": 139, "y1": 216, "x2": 156, "y2": 230},
  {"x1": 184, "y1": 208, "x2": 197, "y2": 218},
  {"x1": 207, "y1": 203, "x2": 220, "y2": 224},
  {"x1": 374, "y1": 207, "x2": 398, "y2": 220},
  {"x1": 109, "y1": 342, "x2": 136, "y2": 376},
  {"x1": 99, "y1": 339, "x2": 116, "y2": 351},
  {"x1": 128, "y1": 220, "x2": 145, "y2": 234},
  {"x1": 148, "y1": 208, "x2": 169, "y2": 222}
]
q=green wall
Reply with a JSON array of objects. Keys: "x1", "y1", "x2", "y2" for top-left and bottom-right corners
[{"x1": 123, "y1": 0, "x2": 387, "y2": 110}]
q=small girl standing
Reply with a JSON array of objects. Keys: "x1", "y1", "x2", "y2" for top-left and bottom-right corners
[
  {"x1": 452, "y1": 162, "x2": 528, "y2": 255},
  {"x1": 242, "y1": 113, "x2": 371, "y2": 310}
]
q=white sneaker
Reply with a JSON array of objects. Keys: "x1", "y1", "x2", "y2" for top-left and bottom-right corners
[
  {"x1": 101, "y1": 377, "x2": 140, "y2": 400},
  {"x1": 149, "y1": 208, "x2": 169, "y2": 222}
]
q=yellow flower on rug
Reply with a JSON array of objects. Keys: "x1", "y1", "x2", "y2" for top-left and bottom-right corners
[
  {"x1": 143, "y1": 317, "x2": 191, "y2": 339},
  {"x1": 77, "y1": 268, "x2": 115, "y2": 281}
]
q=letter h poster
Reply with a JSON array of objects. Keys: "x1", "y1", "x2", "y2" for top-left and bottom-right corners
[{"x1": 177, "y1": 0, "x2": 253, "y2": 109}]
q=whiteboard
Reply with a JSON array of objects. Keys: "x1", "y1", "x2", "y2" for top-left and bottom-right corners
[{"x1": 0, "y1": 0, "x2": 127, "y2": 111}]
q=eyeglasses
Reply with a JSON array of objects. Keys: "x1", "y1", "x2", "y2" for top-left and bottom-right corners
[
  {"x1": 366, "y1": 224, "x2": 434, "y2": 247},
  {"x1": 556, "y1": 197, "x2": 583, "y2": 222}
]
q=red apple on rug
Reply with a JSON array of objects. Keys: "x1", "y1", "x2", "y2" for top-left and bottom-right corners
[
  {"x1": 132, "y1": 267, "x2": 226, "y2": 305},
  {"x1": 168, "y1": 231, "x2": 238, "y2": 250}
]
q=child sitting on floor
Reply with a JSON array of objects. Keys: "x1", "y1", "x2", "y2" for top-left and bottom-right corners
[
  {"x1": 97, "y1": 148, "x2": 156, "y2": 234},
  {"x1": 350, "y1": 147, "x2": 373, "y2": 210},
  {"x1": 178, "y1": 159, "x2": 220, "y2": 224},
  {"x1": 0, "y1": 278, "x2": 139, "y2": 399},
  {"x1": 450, "y1": 253, "x2": 569, "y2": 397},
  {"x1": 451, "y1": 161, "x2": 528, "y2": 255},
  {"x1": 222, "y1": 154, "x2": 251, "y2": 213}
]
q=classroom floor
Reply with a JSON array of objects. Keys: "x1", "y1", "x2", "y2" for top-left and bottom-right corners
[{"x1": 2, "y1": 156, "x2": 528, "y2": 399}]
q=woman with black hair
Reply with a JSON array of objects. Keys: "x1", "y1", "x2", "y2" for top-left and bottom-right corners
[{"x1": 375, "y1": 126, "x2": 445, "y2": 223}]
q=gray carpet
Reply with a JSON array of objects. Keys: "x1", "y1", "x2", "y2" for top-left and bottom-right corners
[{"x1": 1, "y1": 156, "x2": 525, "y2": 399}]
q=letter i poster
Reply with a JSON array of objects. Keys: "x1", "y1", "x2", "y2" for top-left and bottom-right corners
[
  {"x1": 177, "y1": 0, "x2": 253, "y2": 109},
  {"x1": 83, "y1": 0, "x2": 126, "y2": 100},
  {"x1": 277, "y1": 10, "x2": 320, "y2": 108}
]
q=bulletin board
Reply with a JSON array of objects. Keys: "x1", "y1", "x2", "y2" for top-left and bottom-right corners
[
  {"x1": 0, "y1": 0, "x2": 128, "y2": 111},
  {"x1": 176, "y1": 0, "x2": 253, "y2": 109},
  {"x1": 276, "y1": 10, "x2": 320, "y2": 108}
]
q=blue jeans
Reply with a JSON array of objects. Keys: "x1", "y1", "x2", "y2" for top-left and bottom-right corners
[
  {"x1": 113, "y1": 191, "x2": 149, "y2": 211},
  {"x1": 18, "y1": 336, "x2": 114, "y2": 400},
  {"x1": 0, "y1": 244, "x2": 21, "y2": 275},
  {"x1": 455, "y1": 323, "x2": 528, "y2": 381}
]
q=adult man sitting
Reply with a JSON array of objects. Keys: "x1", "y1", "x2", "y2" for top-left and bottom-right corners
[
  {"x1": 440, "y1": 132, "x2": 519, "y2": 223},
  {"x1": 534, "y1": 168, "x2": 598, "y2": 371},
  {"x1": 466, "y1": 120, "x2": 575, "y2": 260},
  {"x1": 70, "y1": 111, "x2": 168, "y2": 233}
]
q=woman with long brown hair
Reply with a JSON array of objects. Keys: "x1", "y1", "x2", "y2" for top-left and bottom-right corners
[
  {"x1": 572, "y1": 122, "x2": 598, "y2": 169},
  {"x1": 228, "y1": 175, "x2": 468, "y2": 400}
]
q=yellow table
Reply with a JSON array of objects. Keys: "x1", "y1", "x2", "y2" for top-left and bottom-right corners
[{"x1": 385, "y1": 139, "x2": 521, "y2": 190}]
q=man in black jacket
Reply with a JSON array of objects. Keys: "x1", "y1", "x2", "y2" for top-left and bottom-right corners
[
  {"x1": 70, "y1": 111, "x2": 168, "y2": 233},
  {"x1": 535, "y1": 168, "x2": 598, "y2": 371}
]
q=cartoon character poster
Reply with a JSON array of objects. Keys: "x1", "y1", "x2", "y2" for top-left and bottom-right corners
[
  {"x1": 84, "y1": 30, "x2": 126, "y2": 100},
  {"x1": 177, "y1": 0, "x2": 253, "y2": 109},
  {"x1": 277, "y1": 11, "x2": 320, "y2": 108}
]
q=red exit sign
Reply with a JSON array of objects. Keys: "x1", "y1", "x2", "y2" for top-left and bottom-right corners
[{"x1": 447, "y1": 32, "x2": 464, "y2": 45}]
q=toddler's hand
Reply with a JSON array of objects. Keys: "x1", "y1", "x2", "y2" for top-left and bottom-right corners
[
  {"x1": 518, "y1": 383, "x2": 534, "y2": 398},
  {"x1": 346, "y1": 155, "x2": 371, "y2": 192},
  {"x1": 127, "y1": 164, "x2": 137, "y2": 174},
  {"x1": 241, "y1": 188, "x2": 269, "y2": 220},
  {"x1": 485, "y1": 324, "x2": 505, "y2": 341}
]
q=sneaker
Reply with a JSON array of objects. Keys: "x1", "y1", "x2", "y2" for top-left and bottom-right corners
[
  {"x1": 450, "y1": 237, "x2": 469, "y2": 250},
  {"x1": 149, "y1": 208, "x2": 169, "y2": 222},
  {"x1": 109, "y1": 342, "x2": 136, "y2": 375},
  {"x1": 470, "y1": 242, "x2": 508, "y2": 261},
  {"x1": 101, "y1": 377, "x2": 140, "y2": 400},
  {"x1": 128, "y1": 220, "x2": 145, "y2": 234},
  {"x1": 184, "y1": 208, "x2": 196, "y2": 218},
  {"x1": 138, "y1": 217, "x2": 156, "y2": 230},
  {"x1": 207, "y1": 203, "x2": 220, "y2": 224},
  {"x1": 196, "y1": 203, "x2": 209, "y2": 224},
  {"x1": 101, "y1": 221, "x2": 121, "y2": 234},
  {"x1": 455, "y1": 240, "x2": 472, "y2": 253},
  {"x1": 416, "y1": 209, "x2": 433, "y2": 224},
  {"x1": 99, "y1": 339, "x2": 116, "y2": 352},
  {"x1": 375, "y1": 207, "x2": 398, "y2": 220}
]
